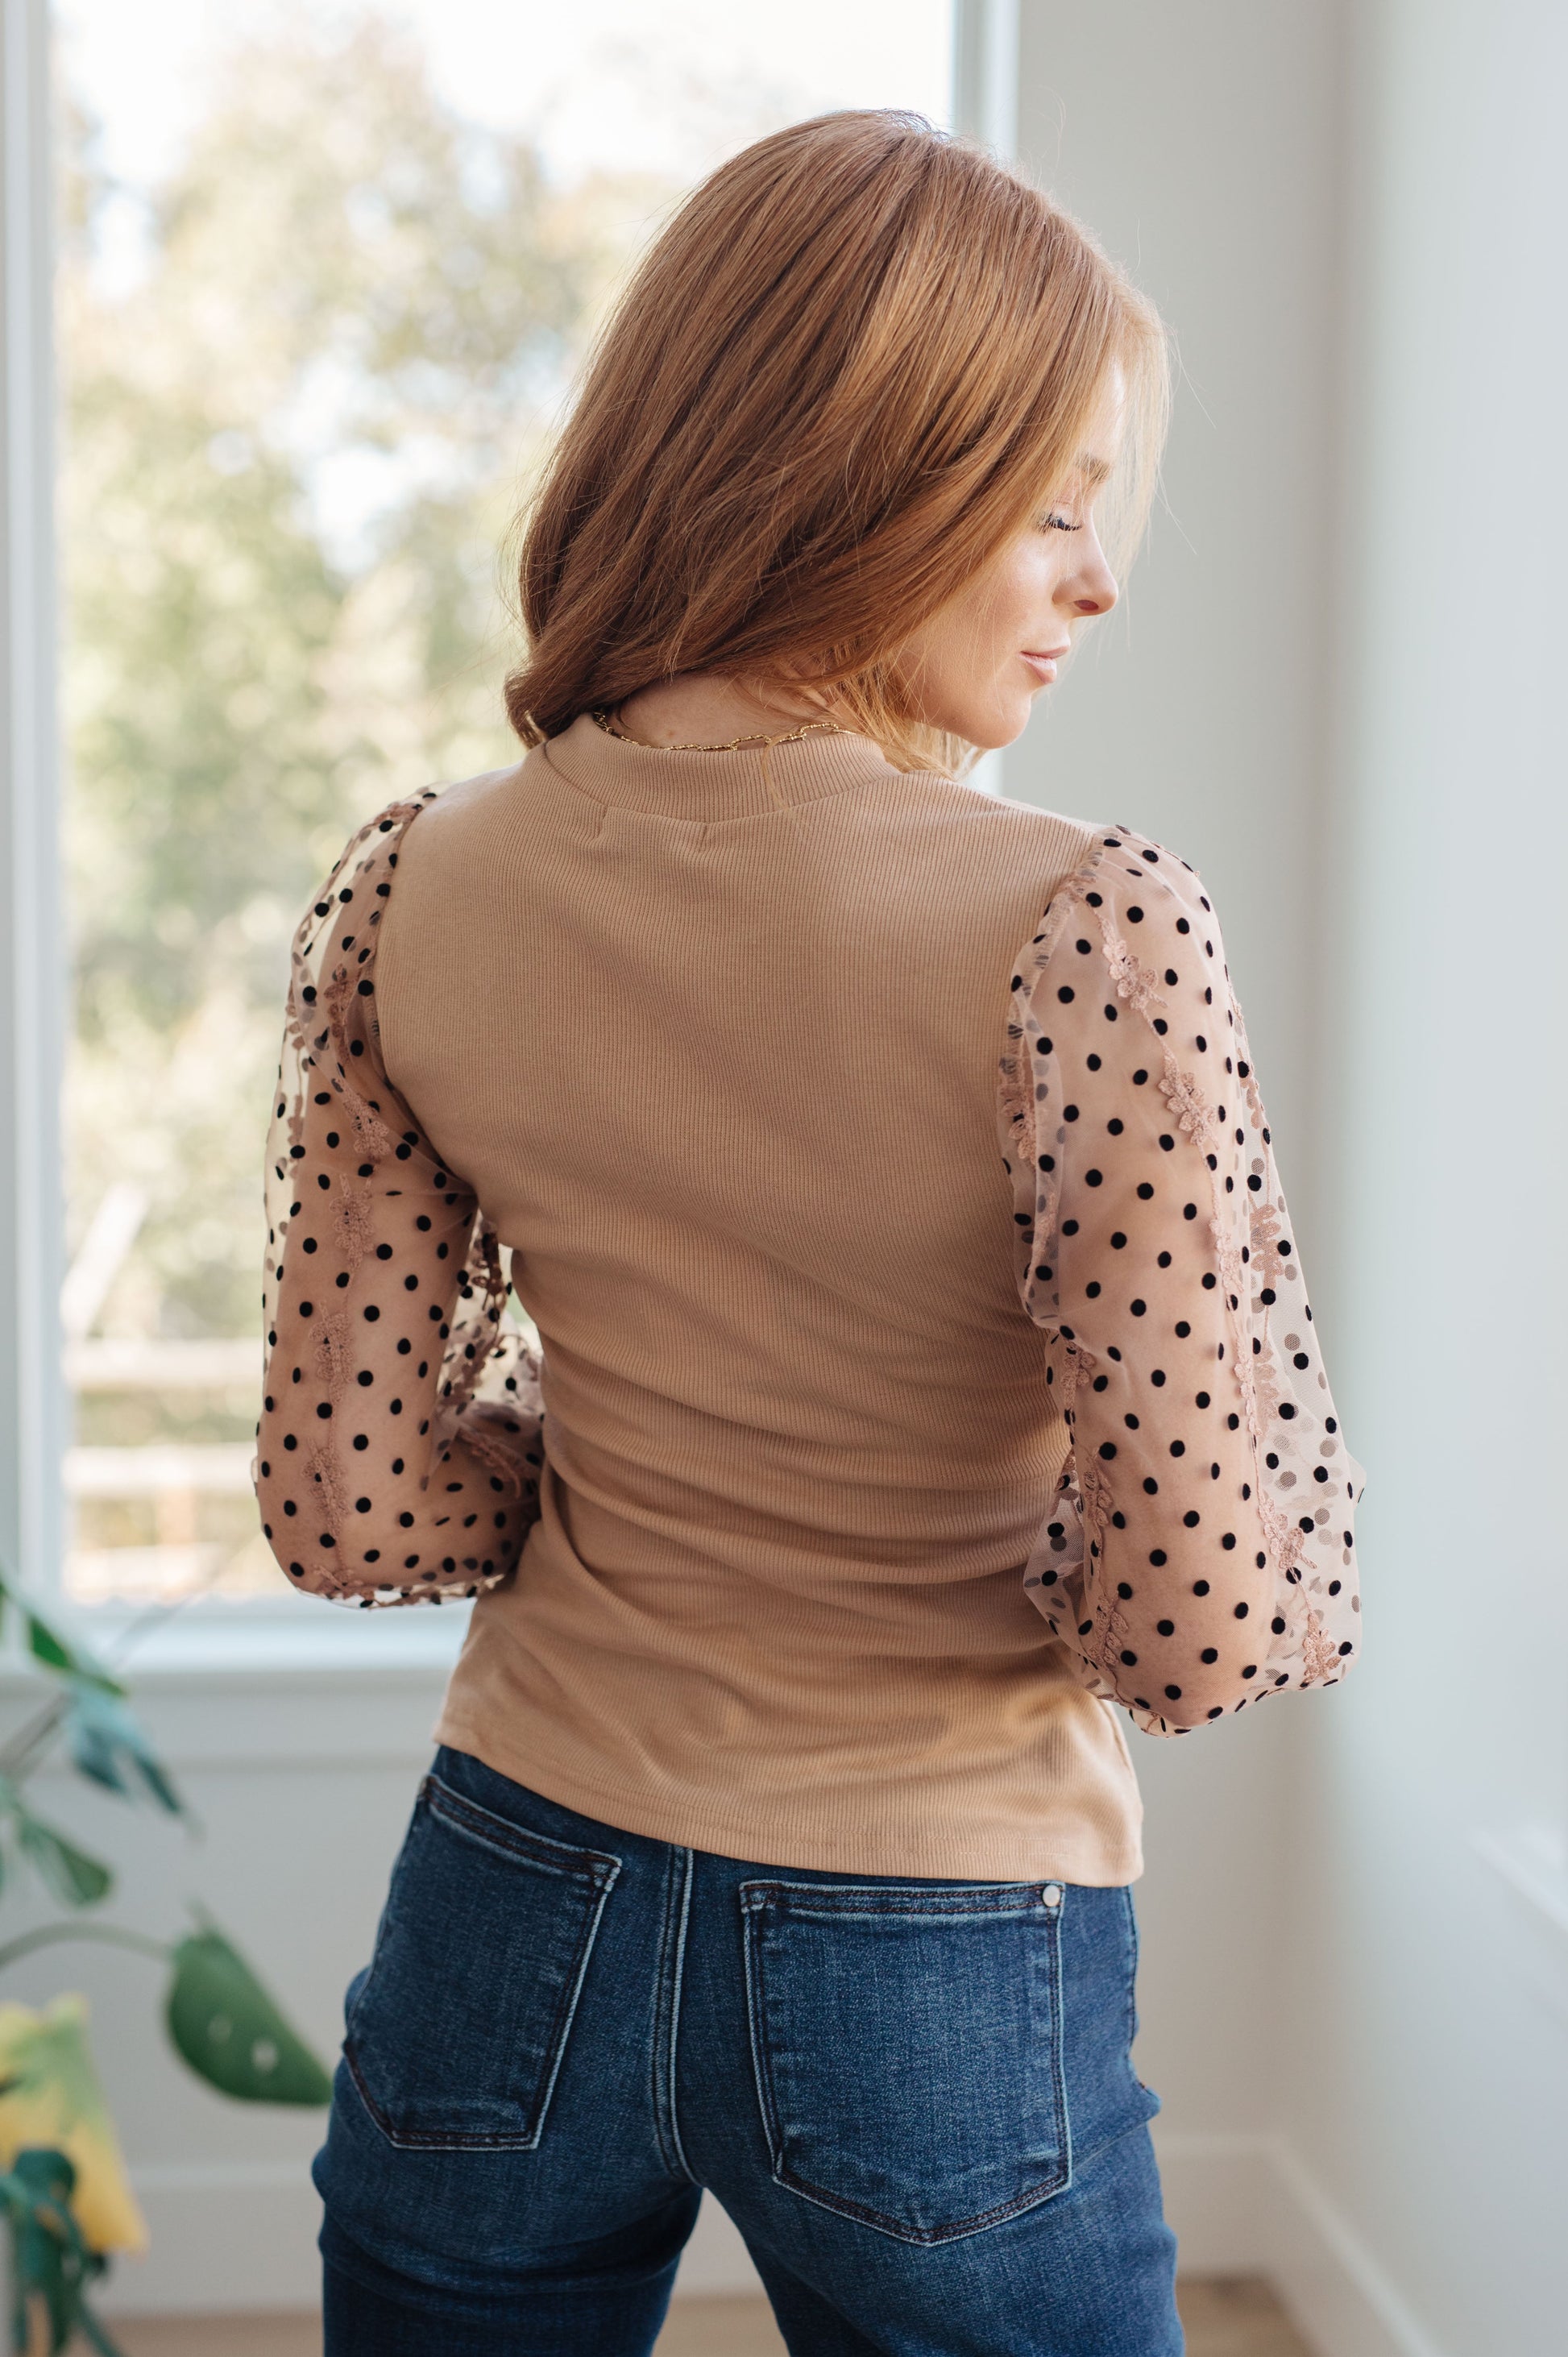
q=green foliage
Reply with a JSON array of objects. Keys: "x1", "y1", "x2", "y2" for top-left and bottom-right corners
[
  {"x1": 7, "y1": 1807, "x2": 112, "y2": 1914},
  {"x1": 60, "y1": 10, "x2": 633, "y2": 1343},
  {"x1": 64, "y1": 1688, "x2": 181, "y2": 1819},
  {"x1": 0, "y1": 1574, "x2": 131, "y2": 1911},
  {"x1": 14, "y1": 1618, "x2": 120, "y2": 1703},
  {"x1": 0, "y1": 1554, "x2": 336, "y2": 2322},
  {"x1": 166, "y1": 1928, "x2": 333, "y2": 2107},
  {"x1": 0, "y1": 2150, "x2": 121, "y2": 2357}
]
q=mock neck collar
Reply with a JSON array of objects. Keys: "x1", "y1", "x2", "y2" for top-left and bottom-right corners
[{"x1": 540, "y1": 709, "x2": 903, "y2": 820}]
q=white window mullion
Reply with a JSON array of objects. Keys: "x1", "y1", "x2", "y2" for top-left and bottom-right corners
[
  {"x1": 1, "y1": 0, "x2": 66, "y2": 1593},
  {"x1": 950, "y1": 0, "x2": 1020, "y2": 803},
  {"x1": 952, "y1": 0, "x2": 1020, "y2": 160}
]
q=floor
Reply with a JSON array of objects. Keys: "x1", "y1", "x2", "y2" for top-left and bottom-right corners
[{"x1": 106, "y1": 2278, "x2": 1313, "y2": 2354}]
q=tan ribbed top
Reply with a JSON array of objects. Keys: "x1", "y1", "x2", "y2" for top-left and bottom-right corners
[{"x1": 368, "y1": 714, "x2": 1142, "y2": 1881}]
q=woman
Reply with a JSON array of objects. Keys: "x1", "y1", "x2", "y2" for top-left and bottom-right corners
[{"x1": 255, "y1": 111, "x2": 1363, "y2": 2357}]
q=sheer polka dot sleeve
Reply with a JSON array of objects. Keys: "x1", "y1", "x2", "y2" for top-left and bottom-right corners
[
  {"x1": 253, "y1": 796, "x2": 544, "y2": 1607},
  {"x1": 998, "y1": 828, "x2": 1365, "y2": 1736}
]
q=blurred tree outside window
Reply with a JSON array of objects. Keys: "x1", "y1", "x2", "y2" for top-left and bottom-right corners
[{"x1": 52, "y1": 1, "x2": 952, "y2": 1607}]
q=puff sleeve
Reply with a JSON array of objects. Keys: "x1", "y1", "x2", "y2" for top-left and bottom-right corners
[
  {"x1": 253, "y1": 795, "x2": 545, "y2": 1606},
  {"x1": 997, "y1": 827, "x2": 1365, "y2": 1734}
]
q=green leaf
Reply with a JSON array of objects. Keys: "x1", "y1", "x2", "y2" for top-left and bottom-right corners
[
  {"x1": 0, "y1": 2147, "x2": 121, "y2": 2357},
  {"x1": 166, "y1": 1927, "x2": 332, "y2": 2106},
  {"x1": 1, "y1": 2151, "x2": 73, "y2": 2355},
  {"x1": 76, "y1": 2305, "x2": 129, "y2": 2357},
  {"x1": 5, "y1": 2147, "x2": 81, "y2": 2355},
  {"x1": 0, "y1": 1565, "x2": 124, "y2": 1699},
  {"x1": 21, "y1": 1614, "x2": 122, "y2": 1699},
  {"x1": 64, "y1": 1686, "x2": 184, "y2": 1816},
  {"x1": 13, "y1": 1815, "x2": 114, "y2": 1910}
]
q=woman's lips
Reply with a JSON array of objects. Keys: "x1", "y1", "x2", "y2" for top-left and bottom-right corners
[{"x1": 1022, "y1": 646, "x2": 1070, "y2": 683}]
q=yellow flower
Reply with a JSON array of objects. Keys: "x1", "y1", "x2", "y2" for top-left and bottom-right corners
[{"x1": 0, "y1": 1994, "x2": 147, "y2": 2253}]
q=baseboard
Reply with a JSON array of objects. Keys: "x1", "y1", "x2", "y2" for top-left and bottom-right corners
[
  {"x1": 97, "y1": 2133, "x2": 1450, "y2": 2347},
  {"x1": 1147, "y1": 2129, "x2": 1449, "y2": 2357},
  {"x1": 98, "y1": 2163, "x2": 321, "y2": 2317},
  {"x1": 1263, "y1": 2140, "x2": 1450, "y2": 2357}
]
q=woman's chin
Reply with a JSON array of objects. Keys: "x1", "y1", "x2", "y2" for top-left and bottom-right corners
[
  {"x1": 969, "y1": 702, "x2": 1034, "y2": 753},
  {"x1": 909, "y1": 689, "x2": 1031, "y2": 753}
]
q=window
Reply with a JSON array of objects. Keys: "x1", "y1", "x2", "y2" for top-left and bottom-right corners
[{"x1": 33, "y1": 0, "x2": 957, "y2": 1611}]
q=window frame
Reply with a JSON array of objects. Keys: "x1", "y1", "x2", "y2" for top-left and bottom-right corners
[
  {"x1": 951, "y1": 0, "x2": 1018, "y2": 804},
  {"x1": 1, "y1": 0, "x2": 66, "y2": 1607},
  {"x1": 953, "y1": 0, "x2": 1018, "y2": 155}
]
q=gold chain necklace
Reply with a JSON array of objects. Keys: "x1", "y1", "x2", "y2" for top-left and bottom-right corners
[{"x1": 589, "y1": 704, "x2": 855, "y2": 755}]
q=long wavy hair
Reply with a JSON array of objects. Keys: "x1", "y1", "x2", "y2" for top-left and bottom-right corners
[{"x1": 505, "y1": 110, "x2": 1168, "y2": 775}]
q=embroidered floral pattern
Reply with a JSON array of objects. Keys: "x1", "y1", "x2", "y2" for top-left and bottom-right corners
[
  {"x1": 1103, "y1": 931, "x2": 1168, "y2": 1020},
  {"x1": 1157, "y1": 1052, "x2": 1217, "y2": 1147},
  {"x1": 1248, "y1": 1199, "x2": 1287, "y2": 1296},
  {"x1": 1212, "y1": 1219, "x2": 1247, "y2": 1310}
]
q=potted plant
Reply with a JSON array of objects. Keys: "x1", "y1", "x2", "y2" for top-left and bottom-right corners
[{"x1": 0, "y1": 1563, "x2": 330, "y2": 2354}]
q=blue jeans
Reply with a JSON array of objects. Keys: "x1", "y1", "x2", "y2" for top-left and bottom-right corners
[{"x1": 315, "y1": 1747, "x2": 1181, "y2": 2355}]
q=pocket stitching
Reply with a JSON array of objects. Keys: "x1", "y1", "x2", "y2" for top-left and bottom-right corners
[
  {"x1": 740, "y1": 1885, "x2": 1072, "y2": 2246},
  {"x1": 342, "y1": 1778, "x2": 619, "y2": 2051},
  {"x1": 768, "y1": 2156, "x2": 1073, "y2": 2247},
  {"x1": 1120, "y1": 1886, "x2": 1159, "y2": 2106},
  {"x1": 741, "y1": 1879, "x2": 1051, "y2": 1921},
  {"x1": 421, "y1": 1775, "x2": 620, "y2": 1888},
  {"x1": 344, "y1": 1780, "x2": 620, "y2": 2153}
]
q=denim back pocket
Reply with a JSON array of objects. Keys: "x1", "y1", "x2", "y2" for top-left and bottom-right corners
[
  {"x1": 344, "y1": 1773, "x2": 620, "y2": 2151},
  {"x1": 741, "y1": 1878, "x2": 1069, "y2": 2244}
]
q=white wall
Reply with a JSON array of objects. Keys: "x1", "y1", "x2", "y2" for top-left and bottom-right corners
[
  {"x1": 1013, "y1": 6, "x2": 1568, "y2": 2355},
  {"x1": 1010, "y1": 0, "x2": 1347, "y2": 1185},
  {"x1": 1277, "y1": 3, "x2": 1568, "y2": 2353}
]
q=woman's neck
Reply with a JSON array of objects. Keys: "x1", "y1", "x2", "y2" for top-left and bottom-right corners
[{"x1": 612, "y1": 671, "x2": 848, "y2": 749}]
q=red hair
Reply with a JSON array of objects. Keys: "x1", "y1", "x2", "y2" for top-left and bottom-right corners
[{"x1": 506, "y1": 110, "x2": 1168, "y2": 772}]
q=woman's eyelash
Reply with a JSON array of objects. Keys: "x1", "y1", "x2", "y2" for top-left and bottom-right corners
[{"x1": 1040, "y1": 512, "x2": 1083, "y2": 533}]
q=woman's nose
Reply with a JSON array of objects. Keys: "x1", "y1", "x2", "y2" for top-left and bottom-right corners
[{"x1": 1072, "y1": 559, "x2": 1119, "y2": 617}]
